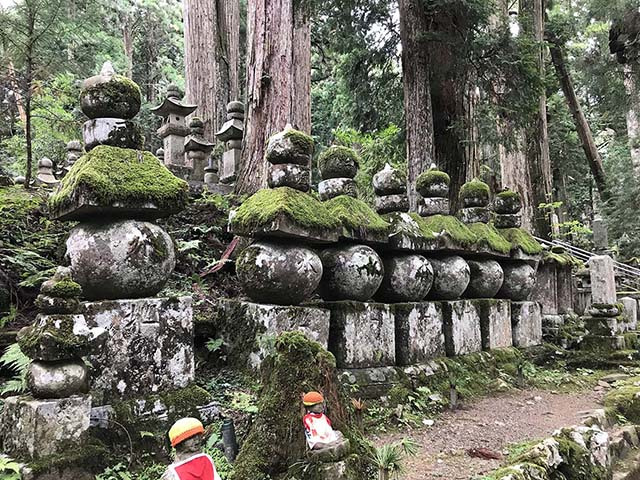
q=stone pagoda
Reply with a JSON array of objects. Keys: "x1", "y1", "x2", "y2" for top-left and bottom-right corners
[
  {"x1": 215, "y1": 101, "x2": 244, "y2": 187},
  {"x1": 184, "y1": 116, "x2": 215, "y2": 183}
]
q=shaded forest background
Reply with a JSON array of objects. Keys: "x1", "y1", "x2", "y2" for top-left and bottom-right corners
[{"x1": 0, "y1": 0, "x2": 639, "y2": 258}]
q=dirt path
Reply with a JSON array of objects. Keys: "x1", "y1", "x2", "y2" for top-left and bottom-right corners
[{"x1": 373, "y1": 388, "x2": 605, "y2": 479}]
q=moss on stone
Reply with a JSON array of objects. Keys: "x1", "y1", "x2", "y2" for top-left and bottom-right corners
[
  {"x1": 29, "y1": 441, "x2": 111, "y2": 474},
  {"x1": 324, "y1": 195, "x2": 389, "y2": 234},
  {"x1": 230, "y1": 186, "x2": 341, "y2": 234},
  {"x1": 283, "y1": 129, "x2": 314, "y2": 154},
  {"x1": 416, "y1": 169, "x2": 450, "y2": 190},
  {"x1": 80, "y1": 74, "x2": 141, "y2": 117},
  {"x1": 411, "y1": 213, "x2": 477, "y2": 245},
  {"x1": 49, "y1": 145, "x2": 188, "y2": 215},
  {"x1": 459, "y1": 178, "x2": 490, "y2": 201},
  {"x1": 499, "y1": 227, "x2": 543, "y2": 255},
  {"x1": 604, "y1": 378, "x2": 640, "y2": 424},
  {"x1": 48, "y1": 279, "x2": 82, "y2": 298},
  {"x1": 18, "y1": 314, "x2": 89, "y2": 359},
  {"x1": 542, "y1": 251, "x2": 583, "y2": 267},
  {"x1": 496, "y1": 189, "x2": 520, "y2": 201},
  {"x1": 467, "y1": 222, "x2": 512, "y2": 254},
  {"x1": 318, "y1": 146, "x2": 359, "y2": 178},
  {"x1": 232, "y1": 331, "x2": 371, "y2": 480},
  {"x1": 553, "y1": 429, "x2": 609, "y2": 480}
]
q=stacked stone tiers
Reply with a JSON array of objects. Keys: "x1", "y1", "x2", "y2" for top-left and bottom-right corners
[{"x1": 416, "y1": 168, "x2": 450, "y2": 217}]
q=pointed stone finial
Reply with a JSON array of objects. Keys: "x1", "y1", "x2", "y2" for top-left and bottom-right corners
[{"x1": 100, "y1": 61, "x2": 115, "y2": 78}]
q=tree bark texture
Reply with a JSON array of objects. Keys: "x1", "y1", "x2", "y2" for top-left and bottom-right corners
[
  {"x1": 183, "y1": 0, "x2": 230, "y2": 140},
  {"x1": 398, "y1": 0, "x2": 434, "y2": 211},
  {"x1": 521, "y1": 0, "x2": 552, "y2": 237},
  {"x1": 548, "y1": 37, "x2": 609, "y2": 200},
  {"x1": 624, "y1": 63, "x2": 640, "y2": 179},
  {"x1": 225, "y1": 0, "x2": 241, "y2": 100},
  {"x1": 235, "y1": 0, "x2": 311, "y2": 195}
]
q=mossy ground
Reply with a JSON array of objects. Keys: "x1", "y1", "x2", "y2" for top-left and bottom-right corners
[
  {"x1": 499, "y1": 227, "x2": 544, "y2": 255},
  {"x1": 49, "y1": 145, "x2": 188, "y2": 214},
  {"x1": 324, "y1": 195, "x2": 389, "y2": 235},
  {"x1": 230, "y1": 186, "x2": 341, "y2": 234}
]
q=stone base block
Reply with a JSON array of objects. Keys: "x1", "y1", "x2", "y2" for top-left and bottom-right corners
[
  {"x1": 394, "y1": 302, "x2": 444, "y2": 365},
  {"x1": 0, "y1": 395, "x2": 91, "y2": 459},
  {"x1": 338, "y1": 366, "x2": 402, "y2": 399},
  {"x1": 81, "y1": 296, "x2": 194, "y2": 401},
  {"x1": 218, "y1": 299, "x2": 330, "y2": 368},
  {"x1": 442, "y1": 300, "x2": 482, "y2": 356},
  {"x1": 458, "y1": 207, "x2": 490, "y2": 224},
  {"x1": 581, "y1": 335, "x2": 626, "y2": 352},
  {"x1": 494, "y1": 214, "x2": 521, "y2": 228},
  {"x1": 476, "y1": 299, "x2": 512, "y2": 350},
  {"x1": 620, "y1": 297, "x2": 638, "y2": 331},
  {"x1": 511, "y1": 301, "x2": 543, "y2": 348},
  {"x1": 583, "y1": 316, "x2": 619, "y2": 336},
  {"x1": 418, "y1": 197, "x2": 449, "y2": 216},
  {"x1": 326, "y1": 301, "x2": 395, "y2": 368}
]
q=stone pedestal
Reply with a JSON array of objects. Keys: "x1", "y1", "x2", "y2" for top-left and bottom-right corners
[
  {"x1": 442, "y1": 300, "x2": 482, "y2": 356},
  {"x1": 81, "y1": 296, "x2": 194, "y2": 400},
  {"x1": 0, "y1": 395, "x2": 91, "y2": 459},
  {"x1": 394, "y1": 302, "x2": 444, "y2": 365},
  {"x1": 511, "y1": 301, "x2": 543, "y2": 347},
  {"x1": 476, "y1": 299, "x2": 512, "y2": 350},
  {"x1": 589, "y1": 255, "x2": 617, "y2": 304},
  {"x1": 326, "y1": 301, "x2": 395, "y2": 368},
  {"x1": 619, "y1": 297, "x2": 638, "y2": 332}
]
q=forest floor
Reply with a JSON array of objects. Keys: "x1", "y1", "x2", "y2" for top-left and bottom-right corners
[{"x1": 372, "y1": 385, "x2": 606, "y2": 479}]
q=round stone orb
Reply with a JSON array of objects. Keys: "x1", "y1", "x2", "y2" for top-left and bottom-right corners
[
  {"x1": 428, "y1": 255, "x2": 470, "y2": 300},
  {"x1": 236, "y1": 241, "x2": 322, "y2": 305},
  {"x1": 498, "y1": 262, "x2": 536, "y2": 300},
  {"x1": 66, "y1": 220, "x2": 176, "y2": 300},
  {"x1": 376, "y1": 254, "x2": 433, "y2": 302},
  {"x1": 464, "y1": 259, "x2": 504, "y2": 298},
  {"x1": 28, "y1": 360, "x2": 89, "y2": 399},
  {"x1": 80, "y1": 75, "x2": 142, "y2": 119},
  {"x1": 319, "y1": 245, "x2": 384, "y2": 301}
]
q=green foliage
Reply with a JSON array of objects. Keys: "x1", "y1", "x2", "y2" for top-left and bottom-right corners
[
  {"x1": 368, "y1": 438, "x2": 418, "y2": 478},
  {"x1": 0, "y1": 343, "x2": 30, "y2": 395},
  {"x1": 0, "y1": 455, "x2": 21, "y2": 480},
  {"x1": 96, "y1": 461, "x2": 166, "y2": 480},
  {"x1": 49, "y1": 145, "x2": 189, "y2": 214}
]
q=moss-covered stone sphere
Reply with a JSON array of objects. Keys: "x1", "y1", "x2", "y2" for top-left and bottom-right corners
[
  {"x1": 376, "y1": 254, "x2": 434, "y2": 302},
  {"x1": 236, "y1": 241, "x2": 322, "y2": 305},
  {"x1": 494, "y1": 190, "x2": 522, "y2": 214},
  {"x1": 416, "y1": 169, "x2": 450, "y2": 198},
  {"x1": 498, "y1": 262, "x2": 536, "y2": 301},
  {"x1": 459, "y1": 179, "x2": 490, "y2": 207},
  {"x1": 65, "y1": 220, "x2": 175, "y2": 300},
  {"x1": 80, "y1": 74, "x2": 142, "y2": 119},
  {"x1": 464, "y1": 259, "x2": 504, "y2": 298},
  {"x1": 318, "y1": 146, "x2": 359, "y2": 179},
  {"x1": 427, "y1": 256, "x2": 470, "y2": 300},
  {"x1": 265, "y1": 127, "x2": 314, "y2": 165},
  {"x1": 373, "y1": 164, "x2": 406, "y2": 195},
  {"x1": 318, "y1": 245, "x2": 384, "y2": 301}
]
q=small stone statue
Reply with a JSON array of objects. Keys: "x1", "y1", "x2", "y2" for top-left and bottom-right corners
[
  {"x1": 302, "y1": 391, "x2": 349, "y2": 456},
  {"x1": 162, "y1": 417, "x2": 221, "y2": 480}
]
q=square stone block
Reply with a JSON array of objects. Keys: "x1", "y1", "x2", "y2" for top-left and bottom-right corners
[
  {"x1": 589, "y1": 255, "x2": 617, "y2": 305},
  {"x1": 442, "y1": 300, "x2": 482, "y2": 356},
  {"x1": 0, "y1": 395, "x2": 91, "y2": 459},
  {"x1": 619, "y1": 297, "x2": 638, "y2": 331},
  {"x1": 511, "y1": 301, "x2": 543, "y2": 348},
  {"x1": 394, "y1": 302, "x2": 445, "y2": 365},
  {"x1": 326, "y1": 301, "x2": 395, "y2": 368},
  {"x1": 475, "y1": 299, "x2": 512, "y2": 350},
  {"x1": 338, "y1": 366, "x2": 403, "y2": 399},
  {"x1": 218, "y1": 299, "x2": 330, "y2": 368},
  {"x1": 220, "y1": 148, "x2": 241, "y2": 184},
  {"x1": 583, "y1": 316, "x2": 620, "y2": 336},
  {"x1": 81, "y1": 296, "x2": 194, "y2": 401}
]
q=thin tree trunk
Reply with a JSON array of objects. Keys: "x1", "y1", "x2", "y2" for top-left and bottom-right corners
[
  {"x1": 7, "y1": 61, "x2": 26, "y2": 124},
  {"x1": 226, "y1": 0, "x2": 241, "y2": 100},
  {"x1": 624, "y1": 63, "x2": 640, "y2": 179},
  {"x1": 398, "y1": 0, "x2": 434, "y2": 211},
  {"x1": 183, "y1": 0, "x2": 228, "y2": 140},
  {"x1": 548, "y1": 36, "x2": 609, "y2": 200},
  {"x1": 236, "y1": 0, "x2": 311, "y2": 195},
  {"x1": 23, "y1": 8, "x2": 35, "y2": 189},
  {"x1": 122, "y1": 24, "x2": 134, "y2": 79},
  {"x1": 521, "y1": 0, "x2": 552, "y2": 237}
]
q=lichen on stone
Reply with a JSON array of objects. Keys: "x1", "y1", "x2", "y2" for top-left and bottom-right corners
[
  {"x1": 18, "y1": 315, "x2": 89, "y2": 359},
  {"x1": 459, "y1": 178, "x2": 490, "y2": 201},
  {"x1": 49, "y1": 145, "x2": 188, "y2": 215},
  {"x1": 230, "y1": 186, "x2": 341, "y2": 234},
  {"x1": 467, "y1": 222, "x2": 512, "y2": 254},
  {"x1": 416, "y1": 169, "x2": 450, "y2": 190},
  {"x1": 80, "y1": 74, "x2": 142, "y2": 118},
  {"x1": 499, "y1": 227, "x2": 544, "y2": 255},
  {"x1": 324, "y1": 195, "x2": 389, "y2": 234},
  {"x1": 318, "y1": 146, "x2": 359, "y2": 179}
]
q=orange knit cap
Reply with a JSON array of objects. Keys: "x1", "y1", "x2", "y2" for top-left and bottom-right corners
[
  {"x1": 303, "y1": 391, "x2": 324, "y2": 406},
  {"x1": 168, "y1": 417, "x2": 204, "y2": 447}
]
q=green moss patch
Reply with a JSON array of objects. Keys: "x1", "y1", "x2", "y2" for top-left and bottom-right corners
[
  {"x1": 80, "y1": 74, "x2": 141, "y2": 118},
  {"x1": 283, "y1": 128, "x2": 314, "y2": 155},
  {"x1": 499, "y1": 228, "x2": 543, "y2": 255},
  {"x1": 48, "y1": 279, "x2": 82, "y2": 298},
  {"x1": 230, "y1": 186, "x2": 341, "y2": 234},
  {"x1": 468, "y1": 222, "x2": 512, "y2": 254},
  {"x1": 459, "y1": 178, "x2": 490, "y2": 200},
  {"x1": 416, "y1": 169, "x2": 450, "y2": 190},
  {"x1": 324, "y1": 195, "x2": 389, "y2": 234},
  {"x1": 542, "y1": 250, "x2": 583, "y2": 267},
  {"x1": 412, "y1": 213, "x2": 477, "y2": 245},
  {"x1": 18, "y1": 314, "x2": 89, "y2": 359},
  {"x1": 318, "y1": 146, "x2": 359, "y2": 179},
  {"x1": 49, "y1": 145, "x2": 188, "y2": 216},
  {"x1": 604, "y1": 377, "x2": 640, "y2": 423}
]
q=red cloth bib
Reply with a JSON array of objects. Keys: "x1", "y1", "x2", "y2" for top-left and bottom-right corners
[{"x1": 172, "y1": 454, "x2": 220, "y2": 480}]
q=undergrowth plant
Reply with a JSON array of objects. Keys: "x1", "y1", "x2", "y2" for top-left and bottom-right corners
[{"x1": 0, "y1": 343, "x2": 30, "y2": 395}]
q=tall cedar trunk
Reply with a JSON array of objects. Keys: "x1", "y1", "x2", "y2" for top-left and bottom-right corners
[
  {"x1": 23, "y1": 7, "x2": 35, "y2": 189},
  {"x1": 428, "y1": 8, "x2": 475, "y2": 211},
  {"x1": 225, "y1": 0, "x2": 241, "y2": 100},
  {"x1": 398, "y1": 0, "x2": 434, "y2": 211},
  {"x1": 122, "y1": 23, "x2": 134, "y2": 79},
  {"x1": 183, "y1": 0, "x2": 230, "y2": 140},
  {"x1": 235, "y1": 0, "x2": 311, "y2": 195},
  {"x1": 624, "y1": 63, "x2": 640, "y2": 178},
  {"x1": 521, "y1": 0, "x2": 552, "y2": 237},
  {"x1": 548, "y1": 37, "x2": 609, "y2": 200}
]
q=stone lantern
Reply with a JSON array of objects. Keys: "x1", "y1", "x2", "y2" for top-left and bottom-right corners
[
  {"x1": 184, "y1": 116, "x2": 215, "y2": 181},
  {"x1": 215, "y1": 101, "x2": 244, "y2": 184}
]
